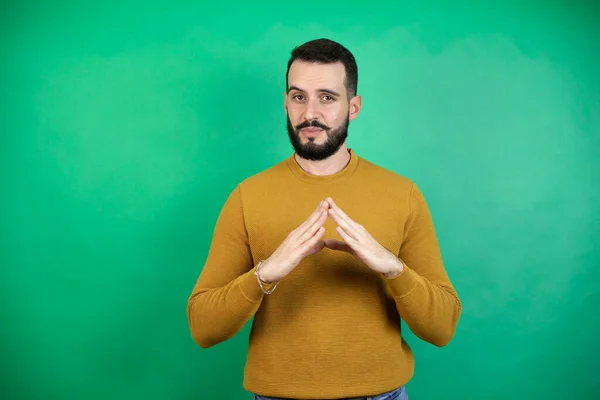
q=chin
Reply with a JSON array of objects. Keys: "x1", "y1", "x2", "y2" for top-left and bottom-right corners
[
  {"x1": 301, "y1": 132, "x2": 325, "y2": 141},
  {"x1": 305, "y1": 136, "x2": 326, "y2": 144}
]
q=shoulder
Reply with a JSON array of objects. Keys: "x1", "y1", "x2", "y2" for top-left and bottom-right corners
[
  {"x1": 356, "y1": 154, "x2": 415, "y2": 191},
  {"x1": 356, "y1": 155, "x2": 433, "y2": 215},
  {"x1": 236, "y1": 158, "x2": 290, "y2": 192}
]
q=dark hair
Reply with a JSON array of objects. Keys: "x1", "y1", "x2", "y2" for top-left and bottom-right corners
[{"x1": 286, "y1": 38, "x2": 358, "y2": 98}]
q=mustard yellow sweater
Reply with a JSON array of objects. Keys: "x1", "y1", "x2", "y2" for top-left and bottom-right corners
[{"x1": 187, "y1": 150, "x2": 461, "y2": 399}]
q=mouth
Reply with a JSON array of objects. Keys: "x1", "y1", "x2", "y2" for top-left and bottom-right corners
[{"x1": 300, "y1": 127, "x2": 324, "y2": 138}]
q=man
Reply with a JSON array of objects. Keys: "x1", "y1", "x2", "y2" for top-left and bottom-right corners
[{"x1": 187, "y1": 38, "x2": 461, "y2": 400}]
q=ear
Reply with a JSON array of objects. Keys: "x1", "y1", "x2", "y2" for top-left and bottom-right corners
[
  {"x1": 283, "y1": 91, "x2": 288, "y2": 112},
  {"x1": 348, "y1": 95, "x2": 362, "y2": 121}
]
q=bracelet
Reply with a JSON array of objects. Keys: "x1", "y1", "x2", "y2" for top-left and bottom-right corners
[{"x1": 255, "y1": 260, "x2": 279, "y2": 295}]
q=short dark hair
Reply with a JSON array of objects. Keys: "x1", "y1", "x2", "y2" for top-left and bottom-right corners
[{"x1": 286, "y1": 38, "x2": 358, "y2": 98}]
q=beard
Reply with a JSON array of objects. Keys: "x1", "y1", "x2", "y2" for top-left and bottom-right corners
[{"x1": 286, "y1": 114, "x2": 349, "y2": 161}]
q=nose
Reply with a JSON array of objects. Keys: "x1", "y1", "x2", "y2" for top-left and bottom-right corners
[{"x1": 303, "y1": 98, "x2": 320, "y2": 121}]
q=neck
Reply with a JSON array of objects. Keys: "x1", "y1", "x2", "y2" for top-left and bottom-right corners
[{"x1": 294, "y1": 144, "x2": 351, "y2": 176}]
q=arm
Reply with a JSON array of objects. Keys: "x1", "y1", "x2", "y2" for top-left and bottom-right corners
[
  {"x1": 385, "y1": 183, "x2": 462, "y2": 347},
  {"x1": 186, "y1": 186, "x2": 271, "y2": 348}
]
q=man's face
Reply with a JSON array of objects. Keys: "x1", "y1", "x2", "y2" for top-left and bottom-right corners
[{"x1": 285, "y1": 61, "x2": 360, "y2": 161}]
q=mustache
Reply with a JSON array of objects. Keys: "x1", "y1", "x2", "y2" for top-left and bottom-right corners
[{"x1": 296, "y1": 120, "x2": 330, "y2": 131}]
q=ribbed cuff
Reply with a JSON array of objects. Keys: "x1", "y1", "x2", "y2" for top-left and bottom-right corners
[
  {"x1": 237, "y1": 267, "x2": 276, "y2": 303},
  {"x1": 384, "y1": 264, "x2": 421, "y2": 298}
]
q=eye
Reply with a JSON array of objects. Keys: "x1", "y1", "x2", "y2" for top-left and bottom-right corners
[
  {"x1": 322, "y1": 95, "x2": 334, "y2": 102},
  {"x1": 292, "y1": 94, "x2": 305, "y2": 101}
]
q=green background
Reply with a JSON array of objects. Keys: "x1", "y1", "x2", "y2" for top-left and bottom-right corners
[{"x1": 1, "y1": 1, "x2": 599, "y2": 399}]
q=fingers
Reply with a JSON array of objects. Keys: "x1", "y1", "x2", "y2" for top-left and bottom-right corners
[
  {"x1": 295, "y1": 201, "x2": 327, "y2": 234},
  {"x1": 323, "y1": 239, "x2": 352, "y2": 253},
  {"x1": 297, "y1": 208, "x2": 328, "y2": 244},
  {"x1": 294, "y1": 200, "x2": 328, "y2": 239},
  {"x1": 302, "y1": 226, "x2": 326, "y2": 255},
  {"x1": 336, "y1": 226, "x2": 358, "y2": 247},
  {"x1": 327, "y1": 198, "x2": 361, "y2": 240}
]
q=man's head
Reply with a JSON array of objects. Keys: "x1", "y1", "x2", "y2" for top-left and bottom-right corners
[{"x1": 284, "y1": 38, "x2": 362, "y2": 161}]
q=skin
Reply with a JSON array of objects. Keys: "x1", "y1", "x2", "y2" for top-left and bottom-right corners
[
  {"x1": 258, "y1": 60, "x2": 404, "y2": 283},
  {"x1": 285, "y1": 61, "x2": 359, "y2": 175}
]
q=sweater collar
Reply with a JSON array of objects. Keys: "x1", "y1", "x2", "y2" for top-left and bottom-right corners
[{"x1": 286, "y1": 148, "x2": 360, "y2": 184}]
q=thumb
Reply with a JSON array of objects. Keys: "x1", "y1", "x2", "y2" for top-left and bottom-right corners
[{"x1": 324, "y1": 239, "x2": 352, "y2": 253}]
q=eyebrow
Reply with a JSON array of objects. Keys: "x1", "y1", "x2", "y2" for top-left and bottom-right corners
[{"x1": 288, "y1": 86, "x2": 341, "y2": 97}]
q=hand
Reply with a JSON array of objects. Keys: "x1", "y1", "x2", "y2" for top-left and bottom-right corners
[
  {"x1": 258, "y1": 200, "x2": 329, "y2": 283},
  {"x1": 324, "y1": 197, "x2": 404, "y2": 278}
]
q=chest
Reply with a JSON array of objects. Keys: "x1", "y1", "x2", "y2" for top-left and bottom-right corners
[{"x1": 243, "y1": 187, "x2": 408, "y2": 261}]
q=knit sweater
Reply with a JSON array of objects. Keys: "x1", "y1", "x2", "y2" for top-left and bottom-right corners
[{"x1": 186, "y1": 149, "x2": 461, "y2": 399}]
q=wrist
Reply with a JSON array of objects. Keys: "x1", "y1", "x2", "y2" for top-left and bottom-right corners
[
  {"x1": 256, "y1": 259, "x2": 276, "y2": 283},
  {"x1": 255, "y1": 260, "x2": 279, "y2": 295},
  {"x1": 383, "y1": 259, "x2": 404, "y2": 279}
]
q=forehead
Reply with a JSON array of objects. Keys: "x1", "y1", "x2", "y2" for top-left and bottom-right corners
[{"x1": 287, "y1": 60, "x2": 346, "y2": 93}]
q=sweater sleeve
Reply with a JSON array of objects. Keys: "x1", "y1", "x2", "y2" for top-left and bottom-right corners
[
  {"x1": 384, "y1": 183, "x2": 462, "y2": 347},
  {"x1": 186, "y1": 185, "x2": 272, "y2": 348}
]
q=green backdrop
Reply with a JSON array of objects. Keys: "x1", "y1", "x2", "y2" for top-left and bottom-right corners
[{"x1": 1, "y1": 1, "x2": 599, "y2": 399}]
